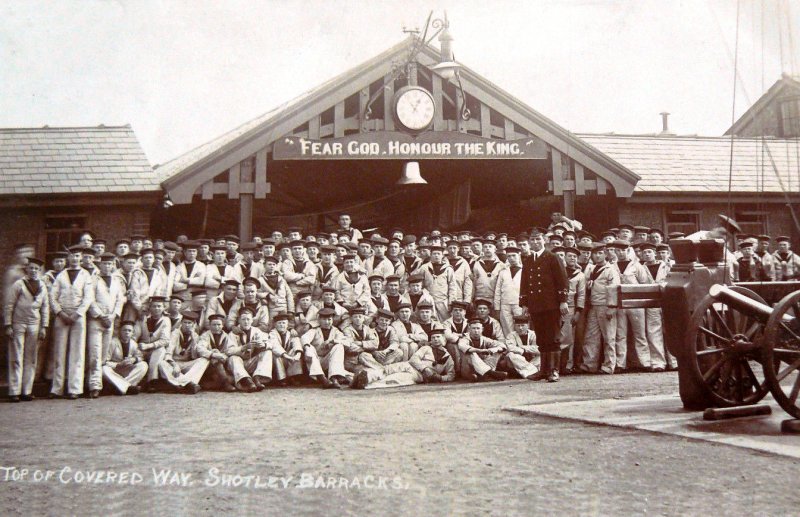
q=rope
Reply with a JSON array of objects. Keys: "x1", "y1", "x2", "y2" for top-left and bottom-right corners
[{"x1": 722, "y1": 0, "x2": 742, "y2": 286}]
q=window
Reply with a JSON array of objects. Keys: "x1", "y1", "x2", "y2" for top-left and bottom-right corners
[
  {"x1": 666, "y1": 210, "x2": 699, "y2": 236},
  {"x1": 44, "y1": 215, "x2": 88, "y2": 267},
  {"x1": 780, "y1": 97, "x2": 800, "y2": 138},
  {"x1": 735, "y1": 210, "x2": 767, "y2": 237}
]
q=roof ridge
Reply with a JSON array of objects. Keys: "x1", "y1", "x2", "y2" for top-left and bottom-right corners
[
  {"x1": 0, "y1": 124, "x2": 133, "y2": 132},
  {"x1": 577, "y1": 132, "x2": 800, "y2": 142}
]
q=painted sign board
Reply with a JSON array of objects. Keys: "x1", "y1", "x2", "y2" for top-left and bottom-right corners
[{"x1": 273, "y1": 131, "x2": 547, "y2": 160}]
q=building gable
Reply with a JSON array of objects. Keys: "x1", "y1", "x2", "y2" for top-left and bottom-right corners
[{"x1": 159, "y1": 37, "x2": 639, "y2": 204}]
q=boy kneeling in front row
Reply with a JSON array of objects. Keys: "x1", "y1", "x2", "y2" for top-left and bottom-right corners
[{"x1": 102, "y1": 320, "x2": 148, "y2": 395}]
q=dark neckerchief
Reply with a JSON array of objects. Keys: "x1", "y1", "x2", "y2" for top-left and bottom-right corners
[
  {"x1": 645, "y1": 263, "x2": 661, "y2": 279},
  {"x1": 432, "y1": 346, "x2": 449, "y2": 365},
  {"x1": 420, "y1": 321, "x2": 433, "y2": 338},
  {"x1": 481, "y1": 319, "x2": 494, "y2": 338},
  {"x1": 431, "y1": 263, "x2": 444, "y2": 276},
  {"x1": 480, "y1": 259, "x2": 497, "y2": 275},
  {"x1": 184, "y1": 261, "x2": 195, "y2": 277},
  {"x1": 590, "y1": 263, "x2": 608, "y2": 282},
  {"x1": 451, "y1": 319, "x2": 467, "y2": 333},
  {"x1": 120, "y1": 338, "x2": 131, "y2": 358},
  {"x1": 372, "y1": 295, "x2": 385, "y2": 309},
  {"x1": 264, "y1": 274, "x2": 280, "y2": 290},
  {"x1": 143, "y1": 268, "x2": 156, "y2": 284},
  {"x1": 617, "y1": 260, "x2": 630, "y2": 273},
  {"x1": 321, "y1": 327, "x2": 332, "y2": 341},
  {"x1": 778, "y1": 251, "x2": 791, "y2": 261},
  {"x1": 402, "y1": 320, "x2": 413, "y2": 333},
  {"x1": 409, "y1": 293, "x2": 421, "y2": 309},
  {"x1": 387, "y1": 294, "x2": 402, "y2": 313},
  {"x1": 221, "y1": 296, "x2": 236, "y2": 315},
  {"x1": 377, "y1": 328, "x2": 391, "y2": 350},
  {"x1": 345, "y1": 271, "x2": 360, "y2": 284},
  {"x1": 66, "y1": 268, "x2": 81, "y2": 284},
  {"x1": 101, "y1": 275, "x2": 112, "y2": 288},
  {"x1": 510, "y1": 265, "x2": 522, "y2": 277},
  {"x1": 23, "y1": 277, "x2": 41, "y2": 297}
]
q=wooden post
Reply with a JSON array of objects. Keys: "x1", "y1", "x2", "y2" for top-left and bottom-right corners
[
  {"x1": 383, "y1": 73, "x2": 395, "y2": 131},
  {"x1": 239, "y1": 159, "x2": 254, "y2": 242},
  {"x1": 563, "y1": 157, "x2": 575, "y2": 219}
]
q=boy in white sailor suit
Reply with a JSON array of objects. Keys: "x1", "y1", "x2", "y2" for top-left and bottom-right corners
[
  {"x1": 471, "y1": 239, "x2": 506, "y2": 302},
  {"x1": 443, "y1": 300, "x2": 470, "y2": 377},
  {"x1": 493, "y1": 245, "x2": 524, "y2": 337},
  {"x1": 331, "y1": 254, "x2": 370, "y2": 309},
  {"x1": 118, "y1": 252, "x2": 148, "y2": 324},
  {"x1": 316, "y1": 287, "x2": 349, "y2": 329},
  {"x1": 293, "y1": 291, "x2": 319, "y2": 336},
  {"x1": 505, "y1": 315, "x2": 540, "y2": 378},
  {"x1": 4, "y1": 257, "x2": 49, "y2": 401},
  {"x1": 139, "y1": 248, "x2": 167, "y2": 302},
  {"x1": 158, "y1": 310, "x2": 205, "y2": 394},
  {"x1": 473, "y1": 299, "x2": 504, "y2": 340},
  {"x1": 204, "y1": 245, "x2": 236, "y2": 298},
  {"x1": 102, "y1": 320, "x2": 148, "y2": 395},
  {"x1": 385, "y1": 238, "x2": 407, "y2": 284},
  {"x1": 266, "y1": 312, "x2": 303, "y2": 385},
  {"x1": 404, "y1": 274, "x2": 435, "y2": 321},
  {"x1": 223, "y1": 307, "x2": 287, "y2": 392},
  {"x1": 773, "y1": 236, "x2": 800, "y2": 281},
  {"x1": 641, "y1": 243, "x2": 670, "y2": 371},
  {"x1": 458, "y1": 317, "x2": 509, "y2": 381},
  {"x1": 611, "y1": 240, "x2": 652, "y2": 372},
  {"x1": 336, "y1": 213, "x2": 363, "y2": 244},
  {"x1": 194, "y1": 314, "x2": 236, "y2": 392},
  {"x1": 282, "y1": 240, "x2": 317, "y2": 298},
  {"x1": 359, "y1": 308, "x2": 403, "y2": 367},
  {"x1": 259, "y1": 256, "x2": 294, "y2": 319},
  {"x1": 342, "y1": 306, "x2": 379, "y2": 374},
  {"x1": 173, "y1": 241, "x2": 206, "y2": 300},
  {"x1": 365, "y1": 274, "x2": 390, "y2": 325},
  {"x1": 314, "y1": 245, "x2": 340, "y2": 300},
  {"x1": 445, "y1": 240, "x2": 473, "y2": 303},
  {"x1": 137, "y1": 295, "x2": 172, "y2": 391},
  {"x1": 364, "y1": 236, "x2": 394, "y2": 279},
  {"x1": 391, "y1": 303, "x2": 428, "y2": 360},
  {"x1": 417, "y1": 245, "x2": 458, "y2": 322},
  {"x1": 206, "y1": 279, "x2": 241, "y2": 332},
  {"x1": 300, "y1": 307, "x2": 351, "y2": 389},
  {"x1": 228, "y1": 278, "x2": 271, "y2": 334},
  {"x1": 559, "y1": 247, "x2": 586, "y2": 374},
  {"x1": 85, "y1": 253, "x2": 125, "y2": 398},
  {"x1": 50, "y1": 244, "x2": 94, "y2": 399},
  {"x1": 580, "y1": 244, "x2": 620, "y2": 374}
]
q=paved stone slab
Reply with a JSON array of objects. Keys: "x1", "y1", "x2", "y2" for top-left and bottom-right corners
[{"x1": 510, "y1": 394, "x2": 800, "y2": 459}]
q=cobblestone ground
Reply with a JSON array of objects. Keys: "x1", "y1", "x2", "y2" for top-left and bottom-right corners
[{"x1": 1, "y1": 372, "x2": 798, "y2": 516}]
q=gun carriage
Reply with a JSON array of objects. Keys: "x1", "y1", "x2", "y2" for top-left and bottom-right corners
[{"x1": 617, "y1": 238, "x2": 800, "y2": 418}]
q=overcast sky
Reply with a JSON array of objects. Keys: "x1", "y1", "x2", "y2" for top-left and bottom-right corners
[{"x1": 1, "y1": 0, "x2": 797, "y2": 165}]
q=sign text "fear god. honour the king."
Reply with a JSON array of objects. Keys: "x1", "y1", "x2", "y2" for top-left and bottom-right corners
[{"x1": 272, "y1": 131, "x2": 548, "y2": 160}]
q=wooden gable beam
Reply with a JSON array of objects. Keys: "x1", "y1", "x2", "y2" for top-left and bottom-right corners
[{"x1": 413, "y1": 52, "x2": 636, "y2": 197}]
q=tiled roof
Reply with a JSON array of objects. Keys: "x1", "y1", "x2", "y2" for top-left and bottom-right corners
[
  {"x1": 0, "y1": 125, "x2": 158, "y2": 195},
  {"x1": 578, "y1": 134, "x2": 800, "y2": 194}
]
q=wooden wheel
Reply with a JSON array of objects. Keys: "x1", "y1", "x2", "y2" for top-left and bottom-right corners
[
  {"x1": 685, "y1": 286, "x2": 770, "y2": 407},
  {"x1": 762, "y1": 290, "x2": 800, "y2": 419}
]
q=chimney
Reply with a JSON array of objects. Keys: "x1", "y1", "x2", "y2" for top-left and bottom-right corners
[{"x1": 659, "y1": 112, "x2": 675, "y2": 136}]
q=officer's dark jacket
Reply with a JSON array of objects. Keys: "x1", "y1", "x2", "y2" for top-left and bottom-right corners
[{"x1": 519, "y1": 250, "x2": 569, "y2": 313}]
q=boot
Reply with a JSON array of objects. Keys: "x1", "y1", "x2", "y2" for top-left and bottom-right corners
[
  {"x1": 547, "y1": 352, "x2": 561, "y2": 382},
  {"x1": 529, "y1": 353, "x2": 549, "y2": 381},
  {"x1": 213, "y1": 363, "x2": 236, "y2": 392}
]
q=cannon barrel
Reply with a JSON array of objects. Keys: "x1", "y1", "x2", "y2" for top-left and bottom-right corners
[{"x1": 708, "y1": 284, "x2": 774, "y2": 324}]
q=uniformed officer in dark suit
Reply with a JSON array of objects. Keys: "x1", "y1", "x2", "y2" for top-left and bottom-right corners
[{"x1": 519, "y1": 228, "x2": 569, "y2": 382}]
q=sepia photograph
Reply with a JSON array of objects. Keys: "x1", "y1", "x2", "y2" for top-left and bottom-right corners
[{"x1": 1, "y1": 0, "x2": 799, "y2": 514}]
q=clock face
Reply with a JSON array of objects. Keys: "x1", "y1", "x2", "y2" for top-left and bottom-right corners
[{"x1": 395, "y1": 87, "x2": 435, "y2": 131}]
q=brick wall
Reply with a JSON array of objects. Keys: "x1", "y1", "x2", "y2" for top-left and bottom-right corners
[
  {"x1": 621, "y1": 200, "x2": 798, "y2": 247},
  {"x1": 0, "y1": 202, "x2": 152, "y2": 276}
]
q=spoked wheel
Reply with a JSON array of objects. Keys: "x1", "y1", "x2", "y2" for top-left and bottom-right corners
[
  {"x1": 762, "y1": 290, "x2": 800, "y2": 419},
  {"x1": 686, "y1": 286, "x2": 771, "y2": 407}
]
